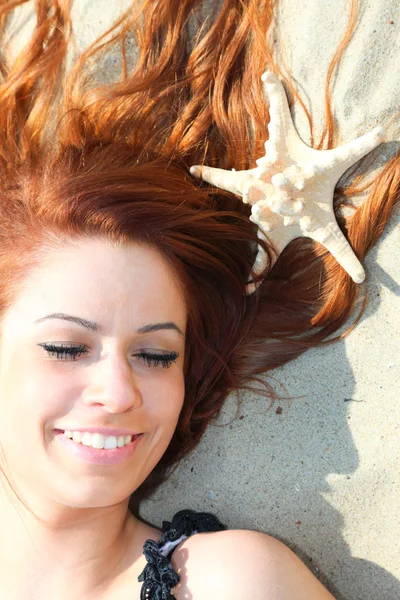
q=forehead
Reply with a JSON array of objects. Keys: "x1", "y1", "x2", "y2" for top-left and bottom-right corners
[{"x1": 2, "y1": 238, "x2": 187, "y2": 333}]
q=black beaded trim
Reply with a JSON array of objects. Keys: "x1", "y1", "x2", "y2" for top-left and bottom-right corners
[{"x1": 138, "y1": 509, "x2": 226, "y2": 599}]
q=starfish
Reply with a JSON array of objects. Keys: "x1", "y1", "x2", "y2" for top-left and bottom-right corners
[{"x1": 190, "y1": 71, "x2": 385, "y2": 294}]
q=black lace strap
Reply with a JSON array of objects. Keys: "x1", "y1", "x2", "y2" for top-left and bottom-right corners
[{"x1": 138, "y1": 509, "x2": 226, "y2": 599}]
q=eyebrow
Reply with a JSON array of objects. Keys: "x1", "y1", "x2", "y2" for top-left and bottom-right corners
[{"x1": 34, "y1": 313, "x2": 185, "y2": 337}]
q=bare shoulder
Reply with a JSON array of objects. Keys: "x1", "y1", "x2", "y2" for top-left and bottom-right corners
[{"x1": 171, "y1": 529, "x2": 335, "y2": 600}]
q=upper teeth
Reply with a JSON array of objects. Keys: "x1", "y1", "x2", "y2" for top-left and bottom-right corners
[{"x1": 63, "y1": 430, "x2": 133, "y2": 449}]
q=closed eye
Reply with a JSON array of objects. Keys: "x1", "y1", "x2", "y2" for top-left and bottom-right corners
[
  {"x1": 38, "y1": 343, "x2": 179, "y2": 368},
  {"x1": 39, "y1": 342, "x2": 89, "y2": 361},
  {"x1": 135, "y1": 351, "x2": 179, "y2": 368}
]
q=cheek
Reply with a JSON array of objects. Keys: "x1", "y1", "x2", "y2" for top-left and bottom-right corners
[
  {"x1": 0, "y1": 363, "x2": 39, "y2": 435},
  {"x1": 134, "y1": 372, "x2": 185, "y2": 477},
  {"x1": 145, "y1": 371, "x2": 185, "y2": 435},
  {"x1": 0, "y1": 369, "x2": 52, "y2": 480},
  {"x1": 0, "y1": 365, "x2": 71, "y2": 443}
]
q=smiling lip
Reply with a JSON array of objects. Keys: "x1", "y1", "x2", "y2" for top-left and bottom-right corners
[
  {"x1": 55, "y1": 427, "x2": 139, "y2": 436},
  {"x1": 55, "y1": 431, "x2": 143, "y2": 465}
]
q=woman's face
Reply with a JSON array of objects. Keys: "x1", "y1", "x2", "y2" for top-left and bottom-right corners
[{"x1": 0, "y1": 237, "x2": 187, "y2": 509}]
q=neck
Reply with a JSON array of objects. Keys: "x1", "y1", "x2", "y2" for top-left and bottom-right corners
[{"x1": 0, "y1": 477, "x2": 147, "y2": 598}]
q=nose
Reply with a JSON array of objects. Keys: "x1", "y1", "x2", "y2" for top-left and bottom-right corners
[{"x1": 81, "y1": 353, "x2": 143, "y2": 414}]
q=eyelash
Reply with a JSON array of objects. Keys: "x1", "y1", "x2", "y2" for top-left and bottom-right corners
[{"x1": 39, "y1": 343, "x2": 179, "y2": 368}]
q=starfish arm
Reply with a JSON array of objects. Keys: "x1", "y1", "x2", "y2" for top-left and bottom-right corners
[
  {"x1": 190, "y1": 165, "x2": 246, "y2": 196},
  {"x1": 317, "y1": 126, "x2": 385, "y2": 180},
  {"x1": 260, "y1": 71, "x2": 309, "y2": 162},
  {"x1": 189, "y1": 165, "x2": 260, "y2": 198},
  {"x1": 245, "y1": 229, "x2": 272, "y2": 295},
  {"x1": 244, "y1": 225, "x2": 299, "y2": 295},
  {"x1": 308, "y1": 220, "x2": 365, "y2": 283}
]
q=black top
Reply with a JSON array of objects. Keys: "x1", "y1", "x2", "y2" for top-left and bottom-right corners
[{"x1": 138, "y1": 509, "x2": 226, "y2": 599}]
